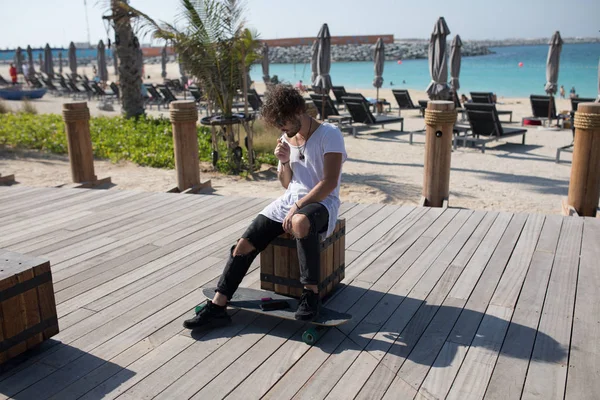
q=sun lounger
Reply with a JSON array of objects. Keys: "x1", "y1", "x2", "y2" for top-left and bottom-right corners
[
  {"x1": 341, "y1": 96, "x2": 404, "y2": 137},
  {"x1": 391, "y1": 89, "x2": 423, "y2": 116},
  {"x1": 309, "y1": 93, "x2": 344, "y2": 119},
  {"x1": 157, "y1": 84, "x2": 178, "y2": 103},
  {"x1": 144, "y1": 84, "x2": 166, "y2": 109},
  {"x1": 247, "y1": 91, "x2": 263, "y2": 112},
  {"x1": 555, "y1": 97, "x2": 597, "y2": 163},
  {"x1": 331, "y1": 86, "x2": 349, "y2": 109},
  {"x1": 110, "y1": 82, "x2": 120, "y2": 99},
  {"x1": 470, "y1": 91, "x2": 513, "y2": 122},
  {"x1": 91, "y1": 81, "x2": 117, "y2": 103},
  {"x1": 345, "y1": 92, "x2": 391, "y2": 113},
  {"x1": 457, "y1": 103, "x2": 526, "y2": 153}
]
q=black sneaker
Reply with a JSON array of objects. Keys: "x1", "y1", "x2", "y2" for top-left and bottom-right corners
[
  {"x1": 183, "y1": 300, "x2": 231, "y2": 329},
  {"x1": 295, "y1": 289, "x2": 321, "y2": 321}
]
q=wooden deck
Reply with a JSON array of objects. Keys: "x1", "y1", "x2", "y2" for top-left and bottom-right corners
[{"x1": 0, "y1": 185, "x2": 598, "y2": 400}]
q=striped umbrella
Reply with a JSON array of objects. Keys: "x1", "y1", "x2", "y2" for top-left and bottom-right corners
[
  {"x1": 373, "y1": 38, "x2": 385, "y2": 103},
  {"x1": 544, "y1": 31, "x2": 563, "y2": 96},
  {"x1": 426, "y1": 17, "x2": 451, "y2": 100}
]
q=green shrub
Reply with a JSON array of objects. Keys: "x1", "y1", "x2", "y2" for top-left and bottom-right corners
[
  {"x1": 19, "y1": 99, "x2": 38, "y2": 115},
  {"x1": 0, "y1": 100, "x2": 10, "y2": 114},
  {"x1": 0, "y1": 114, "x2": 277, "y2": 173}
]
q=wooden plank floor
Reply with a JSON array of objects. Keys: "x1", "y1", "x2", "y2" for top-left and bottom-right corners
[{"x1": 0, "y1": 185, "x2": 598, "y2": 400}]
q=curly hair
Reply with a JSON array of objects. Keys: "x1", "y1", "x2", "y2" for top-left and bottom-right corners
[{"x1": 260, "y1": 84, "x2": 306, "y2": 127}]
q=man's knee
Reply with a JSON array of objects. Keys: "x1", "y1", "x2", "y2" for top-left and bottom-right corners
[
  {"x1": 233, "y1": 238, "x2": 256, "y2": 256},
  {"x1": 292, "y1": 214, "x2": 311, "y2": 238}
]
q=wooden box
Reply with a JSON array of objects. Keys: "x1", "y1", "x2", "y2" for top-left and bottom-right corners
[
  {"x1": 0, "y1": 250, "x2": 59, "y2": 363},
  {"x1": 260, "y1": 219, "x2": 345, "y2": 299}
]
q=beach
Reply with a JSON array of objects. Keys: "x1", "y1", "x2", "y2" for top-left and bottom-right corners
[{"x1": 0, "y1": 62, "x2": 578, "y2": 215}]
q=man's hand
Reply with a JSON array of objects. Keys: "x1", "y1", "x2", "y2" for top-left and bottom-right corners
[
  {"x1": 282, "y1": 202, "x2": 299, "y2": 233},
  {"x1": 274, "y1": 138, "x2": 290, "y2": 164}
]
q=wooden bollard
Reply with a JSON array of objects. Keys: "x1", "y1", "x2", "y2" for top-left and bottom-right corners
[
  {"x1": 169, "y1": 101, "x2": 211, "y2": 193},
  {"x1": 421, "y1": 100, "x2": 456, "y2": 208},
  {"x1": 564, "y1": 102, "x2": 600, "y2": 217},
  {"x1": 61, "y1": 102, "x2": 110, "y2": 188}
]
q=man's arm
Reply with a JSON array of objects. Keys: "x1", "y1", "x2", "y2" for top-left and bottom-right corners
[
  {"x1": 296, "y1": 153, "x2": 343, "y2": 206},
  {"x1": 278, "y1": 162, "x2": 293, "y2": 189}
]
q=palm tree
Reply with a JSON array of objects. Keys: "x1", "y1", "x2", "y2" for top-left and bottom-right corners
[
  {"x1": 122, "y1": 0, "x2": 261, "y2": 172},
  {"x1": 108, "y1": 0, "x2": 145, "y2": 119}
]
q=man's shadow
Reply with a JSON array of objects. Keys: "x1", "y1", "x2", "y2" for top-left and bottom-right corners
[{"x1": 190, "y1": 288, "x2": 566, "y2": 369}]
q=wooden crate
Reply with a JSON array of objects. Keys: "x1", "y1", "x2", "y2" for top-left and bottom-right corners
[
  {"x1": 0, "y1": 251, "x2": 59, "y2": 363},
  {"x1": 260, "y1": 219, "x2": 345, "y2": 299}
]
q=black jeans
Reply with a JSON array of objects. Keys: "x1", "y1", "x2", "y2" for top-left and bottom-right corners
[{"x1": 216, "y1": 203, "x2": 329, "y2": 299}]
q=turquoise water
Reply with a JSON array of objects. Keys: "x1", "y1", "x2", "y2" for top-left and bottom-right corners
[
  {"x1": 251, "y1": 43, "x2": 600, "y2": 98},
  {"x1": 0, "y1": 48, "x2": 113, "y2": 62}
]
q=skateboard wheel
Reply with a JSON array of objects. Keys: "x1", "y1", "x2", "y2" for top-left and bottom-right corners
[
  {"x1": 302, "y1": 327, "x2": 322, "y2": 345},
  {"x1": 195, "y1": 303, "x2": 206, "y2": 314}
]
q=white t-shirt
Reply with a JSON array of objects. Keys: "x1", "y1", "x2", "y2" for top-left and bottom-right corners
[{"x1": 260, "y1": 122, "x2": 347, "y2": 239}]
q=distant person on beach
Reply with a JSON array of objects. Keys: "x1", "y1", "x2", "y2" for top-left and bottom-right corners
[
  {"x1": 9, "y1": 63, "x2": 17, "y2": 85},
  {"x1": 460, "y1": 94, "x2": 470, "y2": 104},
  {"x1": 560, "y1": 85, "x2": 565, "y2": 99},
  {"x1": 389, "y1": 81, "x2": 394, "y2": 86},
  {"x1": 402, "y1": 80, "x2": 406, "y2": 84},
  {"x1": 569, "y1": 86, "x2": 577, "y2": 99},
  {"x1": 296, "y1": 80, "x2": 306, "y2": 92}
]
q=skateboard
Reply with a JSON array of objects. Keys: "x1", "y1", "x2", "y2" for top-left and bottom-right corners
[{"x1": 201, "y1": 287, "x2": 351, "y2": 345}]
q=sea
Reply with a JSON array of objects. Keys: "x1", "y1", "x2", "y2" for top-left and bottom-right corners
[
  {"x1": 250, "y1": 43, "x2": 600, "y2": 98},
  {"x1": 1, "y1": 43, "x2": 598, "y2": 98}
]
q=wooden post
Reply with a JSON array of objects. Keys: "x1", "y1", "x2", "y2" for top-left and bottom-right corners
[
  {"x1": 422, "y1": 100, "x2": 456, "y2": 207},
  {"x1": 61, "y1": 102, "x2": 111, "y2": 188},
  {"x1": 169, "y1": 100, "x2": 211, "y2": 193},
  {"x1": 564, "y1": 102, "x2": 600, "y2": 217}
]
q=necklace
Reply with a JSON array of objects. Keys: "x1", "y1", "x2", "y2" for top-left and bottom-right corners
[{"x1": 298, "y1": 118, "x2": 312, "y2": 161}]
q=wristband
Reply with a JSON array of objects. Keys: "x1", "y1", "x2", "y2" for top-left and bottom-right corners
[{"x1": 281, "y1": 161, "x2": 289, "y2": 167}]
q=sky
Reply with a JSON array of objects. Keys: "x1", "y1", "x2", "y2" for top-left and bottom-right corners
[{"x1": 0, "y1": 0, "x2": 598, "y2": 49}]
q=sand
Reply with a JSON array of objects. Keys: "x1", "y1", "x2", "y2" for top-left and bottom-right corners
[{"x1": 0, "y1": 63, "x2": 579, "y2": 215}]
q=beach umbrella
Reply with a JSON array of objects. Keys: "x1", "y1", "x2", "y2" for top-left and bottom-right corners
[
  {"x1": 596, "y1": 58, "x2": 600, "y2": 103},
  {"x1": 544, "y1": 31, "x2": 562, "y2": 96},
  {"x1": 26, "y1": 45, "x2": 35, "y2": 79},
  {"x1": 69, "y1": 41, "x2": 77, "y2": 79},
  {"x1": 58, "y1": 52, "x2": 63, "y2": 74},
  {"x1": 310, "y1": 39, "x2": 318, "y2": 87},
  {"x1": 314, "y1": 23, "x2": 332, "y2": 118},
  {"x1": 544, "y1": 31, "x2": 563, "y2": 123},
  {"x1": 373, "y1": 37, "x2": 385, "y2": 106},
  {"x1": 449, "y1": 35, "x2": 462, "y2": 100},
  {"x1": 261, "y1": 43, "x2": 270, "y2": 84},
  {"x1": 15, "y1": 47, "x2": 23, "y2": 75},
  {"x1": 97, "y1": 40, "x2": 108, "y2": 82},
  {"x1": 44, "y1": 44, "x2": 54, "y2": 78},
  {"x1": 161, "y1": 45, "x2": 167, "y2": 79},
  {"x1": 426, "y1": 17, "x2": 451, "y2": 101}
]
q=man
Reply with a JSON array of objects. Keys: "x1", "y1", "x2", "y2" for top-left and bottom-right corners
[
  {"x1": 9, "y1": 63, "x2": 17, "y2": 85},
  {"x1": 184, "y1": 84, "x2": 347, "y2": 329}
]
